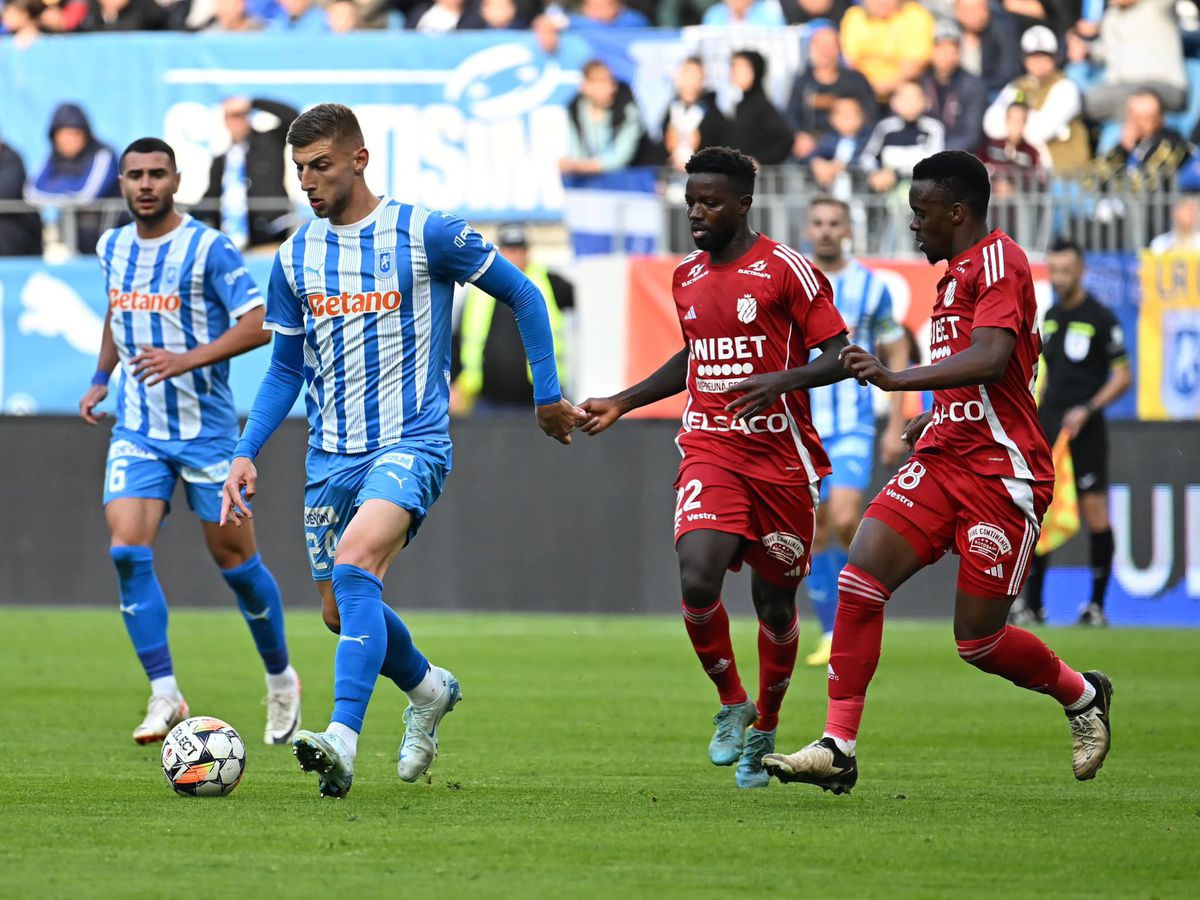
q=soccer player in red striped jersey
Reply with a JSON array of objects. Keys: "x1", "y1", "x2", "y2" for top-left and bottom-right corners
[
  {"x1": 763, "y1": 151, "x2": 1113, "y2": 793},
  {"x1": 580, "y1": 147, "x2": 850, "y2": 788}
]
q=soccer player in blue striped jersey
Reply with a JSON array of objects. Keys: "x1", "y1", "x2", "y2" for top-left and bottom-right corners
[
  {"x1": 221, "y1": 104, "x2": 585, "y2": 799},
  {"x1": 803, "y1": 198, "x2": 908, "y2": 666},
  {"x1": 79, "y1": 138, "x2": 301, "y2": 747}
]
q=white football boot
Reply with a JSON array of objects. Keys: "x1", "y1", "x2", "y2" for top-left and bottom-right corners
[
  {"x1": 397, "y1": 667, "x2": 462, "y2": 782},
  {"x1": 133, "y1": 693, "x2": 189, "y2": 744},
  {"x1": 264, "y1": 674, "x2": 302, "y2": 745}
]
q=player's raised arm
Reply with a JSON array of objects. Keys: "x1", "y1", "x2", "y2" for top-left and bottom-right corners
[
  {"x1": 580, "y1": 346, "x2": 690, "y2": 436},
  {"x1": 80, "y1": 307, "x2": 119, "y2": 424}
]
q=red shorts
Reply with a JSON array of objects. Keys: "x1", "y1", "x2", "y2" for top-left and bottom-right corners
[
  {"x1": 674, "y1": 461, "x2": 818, "y2": 587},
  {"x1": 865, "y1": 450, "x2": 1053, "y2": 598}
]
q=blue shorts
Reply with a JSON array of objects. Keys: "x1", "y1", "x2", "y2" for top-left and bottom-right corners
[
  {"x1": 102, "y1": 428, "x2": 236, "y2": 523},
  {"x1": 819, "y1": 430, "x2": 876, "y2": 500},
  {"x1": 303, "y1": 439, "x2": 452, "y2": 581}
]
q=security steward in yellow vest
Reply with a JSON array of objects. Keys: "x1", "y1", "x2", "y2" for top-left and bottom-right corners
[{"x1": 451, "y1": 223, "x2": 573, "y2": 413}]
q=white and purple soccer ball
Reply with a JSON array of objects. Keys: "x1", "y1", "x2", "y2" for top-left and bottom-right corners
[{"x1": 162, "y1": 717, "x2": 246, "y2": 797}]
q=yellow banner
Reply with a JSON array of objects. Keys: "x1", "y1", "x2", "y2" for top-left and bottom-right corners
[{"x1": 1138, "y1": 251, "x2": 1200, "y2": 420}]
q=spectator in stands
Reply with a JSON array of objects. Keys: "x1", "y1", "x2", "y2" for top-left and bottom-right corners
[
  {"x1": 24, "y1": 102, "x2": 120, "y2": 255},
  {"x1": 451, "y1": 222, "x2": 574, "y2": 415},
  {"x1": 661, "y1": 57, "x2": 728, "y2": 172},
  {"x1": 0, "y1": 133, "x2": 43, "y2": 257},
  {"x1": 861, "y1": 79, "x2": 945, "y2": 193},
  {"x1": 561, "y1": 60, "x2": 646, "y2": 175},
  {"x1": 983, "y1": 26, "x2": 1090, "y2": 174},
  {"x1": 978, "y1": 102, "x2": 1045, "y2": 195},
  {"x1": 808, "y1": 93, "x2": 871, "y2": 195},
  {"x1": 1150, "y1": 195, "x2": 1200, "y2": 251},
  {"x1": 1078, "y1": 0, "x2": 1187, "y2": 121},
  {"x1": 460, "y1": 0, "x2": 533, "y2": 28},
  {"x1": 2, "y1": 0, "x2": 45, "y2": 46},
  {"x1": 407, "y1": 0, "x2": 466, "y2": 30},
  {"x1": 840, "y1": 0, "x2": 935, "y2": 104},
  {"x1": 702, "y1": 0, "x2": 785, "y2": 26},
  {"x1": 780, "y1": 0, "x2": 851, "y2": 26},
  {"x1": 200, "y1": 0, "x2": 266, "y2": 30},
  {"x1": 922, "y1": 19, "x2": 987, "y2": 152},
  {"x1": 38, "y1": 0, "x2": 89, "y2": 32},
  {"x1": 202, "y1": 97, "x2": 298, "y2": 250},
  {"x1": 269, "y1": 0, "x2": 328, "y2": 30},
  {"x1": 1092, "y1": 90, "x2": 1191, "y2": 186},
  {"x1": 954, "y1": 0, "x2": 1023, "y2": 97},
  {"x1": 1001, "y1": 0, "x2": 1053, "y2": 34},
  {"x1": 787, "y1": 24, "x2": 877, "y2": 161},
  {"x1": 81, "y1": 0, "x2": 166, "y2": 30},
  {"x1": 727, "y1": 49, "x2": 794, "y2": 165},
  {"x1": 534, "y1": 0, "x2": 650, "y2": 52}
]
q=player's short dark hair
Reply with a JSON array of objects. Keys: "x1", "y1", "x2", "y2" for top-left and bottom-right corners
[
  {"x1": 808, "y1": 195, "x2": 850, "y2": 219},
  {"x1": 684, "y1": 146, "x2": 757, "y2": 196},
  {"x1": 119, "y1": 137, "x2": 177, "y2": 171},
  {"x1": 911, "y1": 149, "x2": 991, "y2": 219},
  {"x1": 287, "y1": 103, "x2": 364, "y2": 149},
  {"x1": 1048, "y1": 237, "x2": 1084, "y2": 258}
]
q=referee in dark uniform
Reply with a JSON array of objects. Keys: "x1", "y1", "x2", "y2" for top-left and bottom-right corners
[{"x1": 1016, "y1": 239, "x2": 1132, "y2": 627}]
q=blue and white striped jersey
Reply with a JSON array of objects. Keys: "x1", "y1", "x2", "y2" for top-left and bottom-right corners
[
  {"x1": 265, "y1": 198, "x2": 496, "y2": 454},
  {"x1": 98, "y1": 215, "x2": 263, "y2": 441},
  {"x1": 809, "y1": 259, "x2": 903, "y2": 438}
]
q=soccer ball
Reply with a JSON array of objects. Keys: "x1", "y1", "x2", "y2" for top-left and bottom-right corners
[{"x1": 161, "y1": 717, "x2": 246, "y2": 797}]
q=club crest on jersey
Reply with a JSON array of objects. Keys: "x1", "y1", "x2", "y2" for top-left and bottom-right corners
[
  {"x1": 762, "y1": 531, "x2": 806, "y2": 565},
  {"x1": 966, "y1": 523, "x2": 1012, "y2": 562},
  {"x1": 736, "y1": 294, "x2": 758, "y2": 324},
  {"x1": 163, "y1": 264, "x2": 180, "y2": 290},
  {"x1": 942, "y1": 279, "x2": 957, "y2": 308},
  {"x1": 376, "y1": 250, "x2": 394, "y2": 279}
]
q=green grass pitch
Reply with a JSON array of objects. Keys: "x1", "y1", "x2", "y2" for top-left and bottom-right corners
[{"x1": 1, "y1": 607, "x2": 1197, "y2": 898}]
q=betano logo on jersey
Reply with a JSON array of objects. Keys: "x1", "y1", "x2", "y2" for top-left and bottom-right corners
[
  {"x1": 307, "y1": 290, "x2": 404, "y2": 318},
  {"x1": 108, "y1": 289, "x2": 181, "y2": 313}
]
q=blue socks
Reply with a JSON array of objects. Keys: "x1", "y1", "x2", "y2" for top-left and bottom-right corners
[
  {"x1": 808, "y1": 548, "x2": 848, "y2": 635},
  {"x1": 380, "y1": 604, "x2": 431, "y2": 692},
  {"x1": 111, "y1": 546, "x2": 173, "y2": 680},
  {"x1": 330, "y1": 564, "x2": 388, "y2": 731},
  {"x1": 221, "y1": 554, "x2": 289, "y2": 675}
]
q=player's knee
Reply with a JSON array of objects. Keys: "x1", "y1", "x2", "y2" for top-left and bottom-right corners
[
  {"x1": 755, "y1": 597, "x2": 796, "y2": 631},
  {"x1": 679, "y1": 565, "x2": 722, "y2": 610}
]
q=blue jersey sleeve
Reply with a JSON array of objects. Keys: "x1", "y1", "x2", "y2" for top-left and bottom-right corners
[
  {"x1": 424, "y1": 212, "x2": 498, "y2": 285},
  {"x1": 264, "y1": 252, "x2": 306, "y2": 336},
  {"x1": 473, "y1": 254, "x2": 563, "y2": 406},
  {"x1": 234, "y1": 331, "x2": 306, "y2": 460},
  {"x1": 204, "y1": 236, "x2": 264, "y2": 320}
]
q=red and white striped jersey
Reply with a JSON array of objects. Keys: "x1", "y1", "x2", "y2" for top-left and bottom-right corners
[
  {"x1": 672, "y1": 233, "x2": 848, "y2": 485},
  {"x1": 916, "y1": 230, "x2": 1054, "y2": 483}
]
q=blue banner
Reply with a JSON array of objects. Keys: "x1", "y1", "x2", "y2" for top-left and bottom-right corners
[
  {"x1": 0, "y1": 32, "x2": 600, "y2": 222},
  {"x1": 0, "y1": 256, "x2": 280, "y2": 416}
]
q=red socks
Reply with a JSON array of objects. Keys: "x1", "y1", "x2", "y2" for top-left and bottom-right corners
[
  {"x1": 681, "y1": 598, "x2": 748, "y2": 705},
  {"x1": 755, "y1": 615, "x2": 799, "y2": 732},
  {"x1": 957, "y1": 625, "x2": 1087, "y2": 705},
  {"x1": 825, "y1": 565, "x2": 890, "y2": 742}
]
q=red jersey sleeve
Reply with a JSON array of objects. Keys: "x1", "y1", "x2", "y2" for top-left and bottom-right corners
[
  {"x1": 777, "y1": 249, "x2": 847, "y2": 349},
  {"x1": 972, "y1": 243, "x2": 1025, "y2": 335}
]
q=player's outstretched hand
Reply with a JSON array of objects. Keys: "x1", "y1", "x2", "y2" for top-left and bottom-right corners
[
  {"x1": 901, "y1": 410, "x2": 933, "y2": 451},
  {"x1": 79, "y1": 384, "x2": 108, "y2": 425},
  {"x1": 578, "y1": 396, "x2": 626, "y2": 436},
  {"x1": 536, "y1": 399, "x2": 588, "y2": 445},
  {"x1": 724, "y1": 372, "x2": 789, "y2": 420},
  {"x1": 131, "y1": 346, "x2": 191, "y2": 386},
  {"x1": 840, "y1": 344, "x2": 899, "y2": 390},
  {"x1": 220, "y1": 456, "x2": 258, "y2": 527}
]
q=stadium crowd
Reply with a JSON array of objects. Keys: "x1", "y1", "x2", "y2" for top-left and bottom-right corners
[{"x1": 2, "y1": 0, "x2": 1200, "y2": 257}]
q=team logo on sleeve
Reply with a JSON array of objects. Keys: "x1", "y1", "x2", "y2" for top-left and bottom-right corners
[
  {"x1": 682, "y1": 264, "x2": 708, "y2": 287},
  {"x1": 762, "y1": 531, "x2": 806, "y2": 565},
  {"x1": 736, "y1": 294, "x2": 758, "y2": 324},
  {"x1": 376, "y1": 250, "x2": 394, "y2": 279},
  {"x1": 966, "y1": 523, "x2": 1012, "y2": 562}
]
